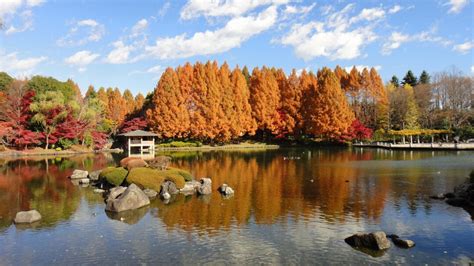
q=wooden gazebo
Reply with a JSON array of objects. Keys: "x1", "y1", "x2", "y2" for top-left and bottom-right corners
[{"x1": 118, "y1": 130, "x2": 158, "y2": 158}]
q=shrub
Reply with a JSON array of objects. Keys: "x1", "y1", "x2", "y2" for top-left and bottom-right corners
[
  {"x1": 157, "y1": 141, "x2": 202, "y2": 148},
  {"x1": 99, "y1": 167, "x2": 129, "y2": 186},
  {"x1": 470, "y1": 170, "x2": 474, "y2": 184},
  {"x1": 126, "y1": 167, "x2": 192, "y2": 191}
]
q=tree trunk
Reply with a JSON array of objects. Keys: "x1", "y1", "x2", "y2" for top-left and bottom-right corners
[{"x1": 45, "y1": 134, "x2": 49, "y2": 150}]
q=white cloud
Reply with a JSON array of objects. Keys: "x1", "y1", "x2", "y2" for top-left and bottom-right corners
[
  {"x1": 445, "y1": 0, "x2": 468, "y2": 14},
  {"x1": 4, "y1": 9, "x2": 32, "y2": 34},
  {"x1": 350, "y1": 7, "x2": 385, "y2": 23},
  {"x1": 0, "y1": 51, "x2": 46, "y2": 74},
  {"x1": 279, "y1": 4, "x2": 380, "y2": 61},
  {"x1": 146, "y1": 65, "x2": 164, "y2": 74},
  {"x1": 344, "y1": 65, "x2": 381, "y2": 72},
  {"x1": 106, "y1": 41, "x2": 134, "y2": 64},
  {"x1": 180, "y1": 0, "x2": 288, "y2": 19},
  {"x1": 453, "y1": 41, "x2": 473, "y2": 54},
  {"x1": 130, "y1": 18, "x2": 148, "y2": 37},
  {"x1": 158, "y1": 1, "x2": 171, "y2": 18},
  {"x1": 65, "y1": 50, "x2": 99, "y2": 66},
  {"x1": 146, "y1": 5, "x2": 278, "y2": 59},
  {"x1": 471, "y1": 66, "x2": 474, "y2": 73},
  {"x1": 0, "y1": 0, "x2": 44, "y2": 35},
  {"x1": 283, "y1": 3, "x2": 316, "y2": 15},
  {"x1": 0, "y1": 0, "x2": 23, "y2": 17},
  {"x1": 26, "y1": 0, "x2": 44, "y2": 7},
  {"x1": 388, "y1": 5, "x2": 401, "y2": 14},
  {"x1": 57, "y1": 19, "x2": 105, "y2": 46},
  {"x1": 381, "y1": 29, "x2": 451, "y2": 55}
]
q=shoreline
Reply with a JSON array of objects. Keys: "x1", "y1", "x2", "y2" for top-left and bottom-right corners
[
  {"x1": 353, "y1": 142, "x2": 474, "y2": 150},
  {"x1": 0, "y1": 148, "x2": 123, "y2": 158},
  {"x1": 155, "y1": 143, "x2": 280, "y2": 151}
]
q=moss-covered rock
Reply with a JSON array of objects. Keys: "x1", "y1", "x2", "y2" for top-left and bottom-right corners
[
  {"x1": 126, "y1": 167, "x2": 193, "y2": 191},
  {"x1": 100, "y1": 167, "x2": 129, "y2": 186}
]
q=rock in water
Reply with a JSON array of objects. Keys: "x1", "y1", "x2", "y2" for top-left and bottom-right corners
[
  {"x1": 143, "y1": 188, "x2": 158, "y2": 198},
  {"x1": 430, "y1": 193, "x2": 445, "y2": 200},
  {"x1": 391, "y1": 237, "x2": 415, "y2": 248},
  {"x1": 147, "y1": 156, "x2": 172, "y2": 170},
  {"x1": 197, "y1": 178, "x2": 212, "y2": 195},
  {"x1": 345, "y1": 231, "x2": 391, "y2": 250},
  {"x1": 106, "y1": 184, "x2": 150, "y2": 212},
  {"x1": 218, "y1": 184, "x2": 234, "y2": 196},
  {"x1": 88, "y1": 170, "x2": 102, "y2": 181},
  {"x1": 93, "y1": 188, "x2": 106, "y2": 194},
  {"x1": 180, "y1": 181, "x2": 200, "y2": 194},
  {"x1": 14, "y1": 210, "x2": 42, "y2": 224},
  {"x1": 70, "y1": 169, "x2": 89, "y2": 179},
  {"x1": 107, "y1": 186, "x2": 127, "y2": 202}
]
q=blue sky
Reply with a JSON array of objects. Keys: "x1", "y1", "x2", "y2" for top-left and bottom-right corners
[{"x1": 0, "y1": 0, "x2": 472, "y2": 95}]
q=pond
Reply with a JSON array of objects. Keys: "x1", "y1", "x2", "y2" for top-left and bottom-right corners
[{"x1": 0, "y1": 148, "x2": 473, "y2": 265}]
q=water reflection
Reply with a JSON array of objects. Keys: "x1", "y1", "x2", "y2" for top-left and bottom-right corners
[{"x1": 1, "y1": 149, "x2": 472, "y2": 232}]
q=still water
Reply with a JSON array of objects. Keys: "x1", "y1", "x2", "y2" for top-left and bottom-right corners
[{"x1": 0, "y1": 148, "x2": 473, "y2": 265}]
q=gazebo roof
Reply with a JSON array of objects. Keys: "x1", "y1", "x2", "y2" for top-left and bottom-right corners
[{"x1": 118, "y1": 130, "x2": 158, "y2": 137}]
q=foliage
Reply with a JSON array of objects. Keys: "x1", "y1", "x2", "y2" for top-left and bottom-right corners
[
  {"x1": 120, "y1": 117, "x2": 148, "y2": 133},
  {"x1": 339, "y1": 119, "x2": 373, "y2": 142},
  {"x1": 100, "y1": 167, "x2": 129, "y2": 186},
  {"x1": 0, "y1": 72, "x2": 13, "y2": 91},
  {"x1": 402, "y1": 70, "x2": 418, "y2": 87},
  {"x1": 126, "y1": 167, "x2": 190, "y2": 190},
  {"x1": 419, "y1": 70, "x2": 430, "y2": 84},
  {"x1": 390, "y1": 75, "x2": 399, "y2": 87},
  {"x1": 157, "y1": 141, "x2": 202, "y2": 148}
]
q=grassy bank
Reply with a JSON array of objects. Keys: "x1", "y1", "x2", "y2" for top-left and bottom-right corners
[
  {"x1": 155, "y1": 142, "x2": 280, "y2": 151},
  {"x1": 0, "y1": 148, "x2": 123, "y2": 158}
]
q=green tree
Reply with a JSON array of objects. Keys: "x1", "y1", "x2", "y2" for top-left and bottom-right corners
[
  {"x1": 390, "y1": 75, "x2": 400, "y2": 87},
  {"x1": 0, "y1": 72, "x2": 14, "y2": 91},
  {"x1": 402, "y1": 70, "x2": 418, "y2": 87},
  {"x1": 419, "y1": 70, "x2": 430, "y2": 84}
]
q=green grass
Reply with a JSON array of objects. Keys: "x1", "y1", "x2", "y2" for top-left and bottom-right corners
[
  {"x1": 126, "y1": 167, "x2": 193, "y2": 191},
  {"x1": 157, "y1": 141, "x2": 202, "y2": 148},
  {"x1": 99, "y1": 167, "x2": 129, "y2": 186}
]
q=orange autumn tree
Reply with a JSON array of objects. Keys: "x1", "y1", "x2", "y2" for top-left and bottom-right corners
[
  {"x1": 304, "y1": 67, "x2": 354, "y2": 139},
  {"x1": 123, "y1": 89, "x2": 135, "y2": 114},
  {"x1": 249, "y1": 66, "x2": 281, "y2": 137},
  {"x1": 279, "y1": 69, "x2": 302, "y2": 136},
  {"x1": 218, "y1": 62, "x2": 235, "y2": 141},
  {"x1": 134, "y1": 93, "x2": 145, "y2": 112},
  {"x1": 147, "y1": 67, "x2": 190, "y2": 138},
  {"x1": 231, "y1": 66, "x2": 256, "y2": 137}
]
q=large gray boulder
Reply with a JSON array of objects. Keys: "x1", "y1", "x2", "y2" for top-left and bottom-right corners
[
  {"x1": 160, "y1": 181, "x2": 178, "y2": 197},
  {"x1": 345, "y1": 231, "x2": 391, "y2": 250},
  {"x1": 107, "y1": 186, "x2": 127, "y2": 202},
  {"x1": 14, "y1": 210, "x2": 42, "y2": 224},
  {"x1": 197, "y1": 178, "x2": 212, "y2": 195},
  {"x1": 106, "y1": 184, "x2": 150, "y2": 212},
  {"x1": 70, "y1": 169, "x2": 89, "y2": 179}
]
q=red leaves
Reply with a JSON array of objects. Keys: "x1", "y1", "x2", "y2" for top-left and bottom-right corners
[
  {"x1": 91, "y1": 131, "x2": 108, "y2": 149},
  {"x1": 119, "y1": 117, "x2": 148, "y2": 133},
  {"x1": 339, "y1": 119, "x2": 373, "y2": 142}
]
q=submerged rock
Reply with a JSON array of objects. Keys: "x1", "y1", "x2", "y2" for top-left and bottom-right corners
[
  {"x1": 197, "y1": 178, "x2": 212, "y2": 195},
  {"x1": 70, "y1": 169, "x2": 89, "y2": 179},
  {"x1": 345, "y1": 231, "x2": 391, "y2": 250},
  {"x1": 218, "y1": 184, "x2": 234, "y2": 196},
  {"x1": 105, "y1": 184, "x2": 150, "y2": 212},
  {"x1": 430, "y1": 193, "x2": 446, "y2": 200},
  {"x1": 14, "y1": 210, "x2": 42, "y2": 224},
  {"x1": 387, "y1": 235, "x2": 415, "y2": 248},
  {"x1": 94, "y1": 188, "x2": 106, "y2": 194}
]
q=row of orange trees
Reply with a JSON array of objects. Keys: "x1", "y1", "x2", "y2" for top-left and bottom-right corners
[{"x1": 146, "y1": 62, "x2": 386, "y2": 142}]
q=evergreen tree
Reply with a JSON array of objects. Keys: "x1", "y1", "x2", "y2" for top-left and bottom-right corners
[
  {"x1": 419, "y1": 70, "x2": 430, "y2": 84},
  {"x1": 390, "y1": 75, "x2": 400, "y2": 87},
  {"x1": 0, "y1": 72, "x2": 14, "y2": 91},
  {"x1": 242, "y1": 66, "x2": 251, "y2": 87},
  {"x1": 402, "y1": 70, "x2": 418, "y2": 87}
]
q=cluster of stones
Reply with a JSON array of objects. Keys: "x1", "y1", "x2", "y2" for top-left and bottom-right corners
[{"x1": 344, "y1": 231, "x2": 415, "y2": 255}]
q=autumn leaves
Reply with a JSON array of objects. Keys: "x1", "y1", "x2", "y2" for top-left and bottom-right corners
[{"x1": 146, "y1": 61, "x2": 387, "y2": 142}]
